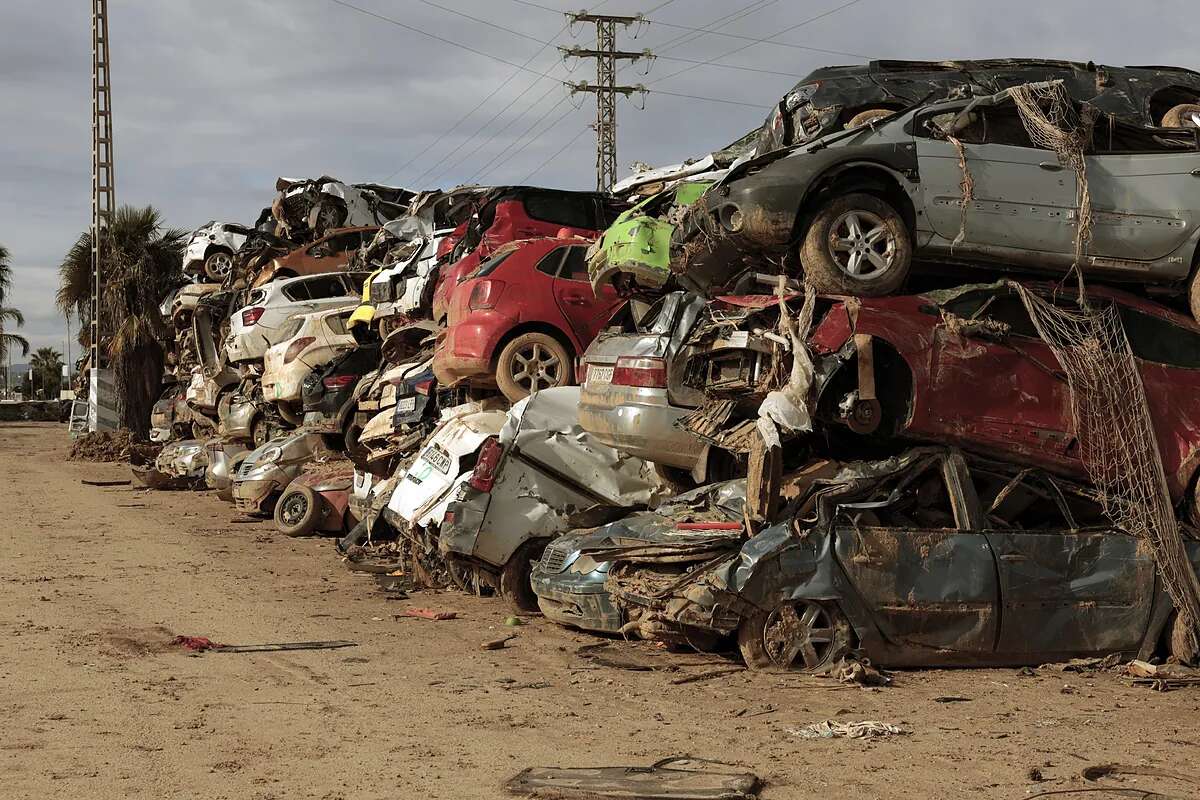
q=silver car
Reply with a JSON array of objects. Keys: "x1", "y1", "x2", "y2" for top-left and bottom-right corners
[
  {"x1": 577, "y1": 292, "x2": 708, "y2": 475},
  {"x1": 232, "y1": 431, "x2": 327, "y2": 515},
  {"x1": 677, "y1": 83, "x2": 1200, "y2": 316}
]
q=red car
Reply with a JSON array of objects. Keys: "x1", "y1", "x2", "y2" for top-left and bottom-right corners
[
  {"x1": 435, "y1": 235, "x2": 625, "y2": 402},
  {"x1": 430, "y1": 187, "x2": 626, "y2": 323},
  {"x1": 810, "y1": 281, "x2": 1200, "y2": 512}
]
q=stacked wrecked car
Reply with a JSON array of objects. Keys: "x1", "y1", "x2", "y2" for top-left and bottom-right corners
[{"x1": 139, "y1": 57, "x2": 1200, "y2": 675}]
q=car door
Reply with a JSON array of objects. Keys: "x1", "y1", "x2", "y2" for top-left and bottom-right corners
[
  {"x1": 834, "y1": 452, "x2": 1000, "y2": 654},
  {"x1": 922, "y1": 287, "x2": 1078, "y2": 470},
  {"x1": 914, "y1": 99, "x2": 1079, "y2": 259},
  {"x1": 551, "y1": 245, "x2": 625, "y2": 346},
  {"x1": 1084, "y1": 124, "x2": 1200, "y2": 269},
  {"x1": 973, "y1": 468, "x2": 1155, "y2": 657}
]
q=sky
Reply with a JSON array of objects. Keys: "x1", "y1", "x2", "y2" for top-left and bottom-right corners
[{"x1": 2, "y1": 0, "x2": 1198, "y2": 358}]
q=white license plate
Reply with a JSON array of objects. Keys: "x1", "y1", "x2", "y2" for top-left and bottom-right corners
[
  {"x1": 588, "y1": 365, "x2": 614, "y2": 385},
  {"x1": 396, "y1": 396, "x2": 417, "y2": 413},
  {"x1": 422, "y1": 443, "x2": 452, "y2": 474}
]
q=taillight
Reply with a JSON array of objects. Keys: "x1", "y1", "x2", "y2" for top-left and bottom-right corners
[
  {"x1": 242, "y1": 307, "x2": 265, "y2": 326},
  {"x1": 284, "y1": 336, "x2": 316, "y2": 363},
  {"x1": 414, "y1": 378, "x2": 434, "y2": 396},
  {"x1": 323, "y1": 374, "x2": 357, "y2": 389},
  {"x1": 468, "y1": 436, "x2": 504, "y2": 492},
  {"x1": 469, "y1": 280, "x2": 505, "y2": 311},
  {"x1": 612, "y1": 356, "x2": 667, "y2": 388}
]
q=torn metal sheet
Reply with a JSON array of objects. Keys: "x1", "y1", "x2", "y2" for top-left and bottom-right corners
[{"x1": 505, "y1": 758, "x2": 761, "y2": 800}]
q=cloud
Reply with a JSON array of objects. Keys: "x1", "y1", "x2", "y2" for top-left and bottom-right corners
[{"x1": 2, "y1": 0, "x2": 1199, "y2": 354}]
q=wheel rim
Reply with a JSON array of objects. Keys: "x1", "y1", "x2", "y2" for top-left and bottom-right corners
[
  {"x1": 762, "y1": 601, "x2": 836, "y2": 668},
  {"x1": 279, "y1": 492, "x2": 310, "y2": 527},
  {"x1": 207, "y1": 252, "x2": 233, "y2": 278},
  {"x1": 828, "y1": 209, "x2": 896, "y2": 280},
  {"x1": 510, "y1": 342, "x2": 563, "y2": 393},
  {"x1": 317, "y1": 205, "x2": 340, "y2": 230}
]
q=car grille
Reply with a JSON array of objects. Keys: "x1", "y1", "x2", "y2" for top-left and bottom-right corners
[
  {"x1": 238, "y1": 458, "x2": 257, "y2": 478},
  {"x1": 541, "y1": 543, "x2": 570, "y2": 573}
]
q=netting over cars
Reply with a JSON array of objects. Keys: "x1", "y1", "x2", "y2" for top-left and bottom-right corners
[
  {"x1": 1013, "y1": 282, "x2": 1200, "y2": 656},
  {"x1": 1008, "y1": 80, "x2": 1098, "y2": 273}
]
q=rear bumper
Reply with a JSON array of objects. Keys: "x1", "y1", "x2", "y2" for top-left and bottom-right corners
[
  {"x1": 433, "y1": 312, "x2": 513, "y2": 385},
  {"x1": 578, "y1": 391, "x2": 703, "y2": 470}
]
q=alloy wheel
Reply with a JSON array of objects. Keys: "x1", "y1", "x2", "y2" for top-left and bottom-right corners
[
  {"x1": 828, "y1": 209, "x2": 896, "y2": 280},
  {"x1": 206, "y1": 251, "x2": 234, "y2": 279},
  {"x1": 278, "y1": 492, "x2": 310, "y2": 527},
  {"x1": 762, "y1": 601, "x2": 837, "y2": 668},
  {"x1": 510, "y1": 343, "x2": 563, "y2": 393}
]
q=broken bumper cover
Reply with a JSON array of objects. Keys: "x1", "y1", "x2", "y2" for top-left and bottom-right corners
[
  {"x1": 232, "y1": 476, "x2": 281, "y2": 514},
  {"x1": 433, "y1": 313, "x2": 512, "y2": 386},
  {"x1": 531, "y1": 565, "x2": 622, "y2": 634},
  {"x1": 578, "y1": 389, "x2": 704, "y2": 470}
]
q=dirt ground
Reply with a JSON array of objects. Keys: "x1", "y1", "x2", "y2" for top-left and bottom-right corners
[{"x1": 3, "y1": 422, "x2": 1199, "y2": 800}]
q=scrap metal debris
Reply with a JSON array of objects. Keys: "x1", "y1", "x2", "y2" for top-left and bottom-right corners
[
  {"x1": 505, "y1": 758, "x2": 761, "y2": 800},
  {"x1": 785, "y1": 720, "x2": 907, "y2": 740},
  {"x1": 171, "y1": 636, "x2": 357, "y2": 653}
]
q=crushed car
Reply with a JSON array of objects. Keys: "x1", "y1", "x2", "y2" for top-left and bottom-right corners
[
  {"x1": 274, "y1": 471, "x2": 357, "y2": 537},
  {"x1": 440, "y1": 386, "x2": 669, "y2": 611},
  {"x1": 183, "y1": 221, "x2": 252, "y2": 281},
  {"x1": 225, "y1": 272, "x2": 366, "y2": 365},
  {"x1": 251, "y1": 227, "x2": 378, "y2": 288},
  {"x1": 271, "y1": 177, "x2": 415, "y2": 241},
  {"x1": 232, "y1": 431, "x2": 331, "y2": 516}
]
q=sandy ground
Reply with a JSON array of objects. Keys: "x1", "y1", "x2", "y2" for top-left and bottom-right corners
[{"x1": 2, "y1": 421, "x2": 1199, "y2": 800}]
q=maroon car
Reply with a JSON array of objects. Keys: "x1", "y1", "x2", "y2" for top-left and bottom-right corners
[
  {"x1": 810, "y1": 282, "x2": 1200, "y2": 512},
  {"x1": 435, "y1": 235, "x2": 625, "y2": 402}
]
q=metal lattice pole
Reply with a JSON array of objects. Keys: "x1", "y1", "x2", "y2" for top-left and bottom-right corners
[
  {"x1": 562, "y1": 13, "x2": 648, "y2": 191},
  {"x1": 92, "y1": 0, "x2": 115, "y2": 373}
]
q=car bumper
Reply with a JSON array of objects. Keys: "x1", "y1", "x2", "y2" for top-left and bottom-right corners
[
  {"x1": 531, "y1": 567, "x2": 622, "y2": 634},
  {"x1": 232, "y1": 477, "x2": 280, "y2": 514},
  {"x1": 578, "y1": 390, "x2": 703, "y2": 470},
  {"x1": 433, "y1": 312, "x2": 512, "y2": 386},
  {"x1": 225, "y1": 332, "x2": 267, "y2": 364}
]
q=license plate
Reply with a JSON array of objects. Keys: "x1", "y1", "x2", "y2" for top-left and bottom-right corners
[
  {"x1": 422, "y1": 443, "x2": 452, "y2": 474},
  {"x1": 588, "y1": 365, "x2": 614, "y2": 385},
  {"x1": 397, "y1": 396, "x2": 417, "y2": 413}
]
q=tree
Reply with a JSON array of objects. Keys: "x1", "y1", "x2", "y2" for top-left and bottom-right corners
[
  {"x1": 57, "y1": 207, "x2": 187, "y2": 436},
  {"x1": 0, "y1": 244, "x2": 31, "y2": 394},
  {"x1": 27, "y1": 347, "x2": 64, "y2": 399}
]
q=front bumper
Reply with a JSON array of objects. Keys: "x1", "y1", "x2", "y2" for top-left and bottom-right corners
[
  {"x1": 232, "y1": 476, "x2": 281, "y2": 514},
  {"x1": 531, "y1": 567, "x2": 622, "y2": 634},
  {"x1": 578, "y1": 391, "x2": 703, "y2": 470}
]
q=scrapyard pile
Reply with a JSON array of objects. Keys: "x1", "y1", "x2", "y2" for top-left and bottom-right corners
[{"x1": 135, "y1": 58, "x2": 1200, "y2": 674}]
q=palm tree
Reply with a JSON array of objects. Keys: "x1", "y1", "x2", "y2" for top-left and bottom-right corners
[
  {"x1": 57, "y1": 207, "x2": 187, "y2": 436},
  {"x1": 0, "y1": 244, "x2": 30, "y2": 398},
  {"x1": 29, "y1": 347, "x2": 64, "y2": 399}
]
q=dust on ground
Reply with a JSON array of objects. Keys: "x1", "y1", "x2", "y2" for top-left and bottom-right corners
[{"x1": 3, "y1": 421, "x2": 1199, "y2": 799}]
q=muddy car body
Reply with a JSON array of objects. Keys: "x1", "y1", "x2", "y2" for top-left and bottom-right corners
[
  {"x1": 150, "y1": 379, "x2": 190, "y2": 443},
  {"x1": 272, "y1": 177, "x2": 414, "y2": 241},
  {"x1": 251, "y1": 227, "x2": 377, "y2": 288},
  {"x1": 204, "y1": 438, "x2": 250, "y2": 501},
  {"x1": 274, "y1": 471, "x2": 356, "y2": 537},
  {"x1": 221, "y1": 382, "x2": 288, "y2": 449},
  {"x1": 300, "y1": 341, "x2": 381, "y2": 442},
  {"x1": 532, "y1": 480, "x2": 746, "y2": 633},
  {"x1": 430, "y1": 187, "x2": 626, "y2": 324},
  {"x1": 225, "y1": 272, "x2": 366, "y2": 364},
  {"x1": 676, "y1": 86, "x2": 1200, "y2": 307},
  {"x1": 808, "y1": 282, "x2": 1200, "y2": 510},
  {"x1": 436, "y1": 236, "x2": 624, "y2": 402},
  {"x1": 577, "y1": 292, "x2": 709, "y2": 473},
  {"x1": 588, "y1": 448, "x2": 1199, "y2": 669},
  {"x1": 183, "y1": 221, "x2": 251, "y2": 281},
  {"x1": 440, "y1": 386, "x2": 668, "y2": 611},
  {"x1": 133, "y1": 439, "x2": 208, "y2": 490},
  {"x1": 232, "y1": 431, "x2": 328, "y2": 516},
  {"x1": 261, "y1": 307, "x2": 358, "y2": 413},
  {"x1": 756, "y1": 59, "x2": 1200, "y2": 156}
]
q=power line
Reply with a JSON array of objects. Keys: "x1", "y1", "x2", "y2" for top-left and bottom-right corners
[
  {"x1": 479, "y1": 98, "x2": 582, "y2": 183},
  {"x1": 523, "y1": 124, "x2": 592, "y2": 182},
  {"x1": 650, "y1": 89, "x2": 766, "y2": 108},
  {"x1": 641, "y1": 17, "x2": 870, "y2": 59}
]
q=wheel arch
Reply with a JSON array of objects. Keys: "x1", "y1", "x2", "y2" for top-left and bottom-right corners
[
  {"x1": 794, "y1": 161, "x2": 918, "y2": 243},
  {"x1": 815, "y1": 332, "x2": 916, "y2": 437},
  {"x1": 488, "y1": 321, "x2": 578, "y2": 371}
]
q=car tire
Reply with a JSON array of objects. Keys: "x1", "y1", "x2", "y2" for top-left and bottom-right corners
[
  {"x1": 800, "y1": 192, "x2": 912, "y2": 296},
  {"x1": 274, "y1": 483, "x2": 322, "y2": 537},
  {"x1": 309, "y1": 202, "x2": 346, "y2": 238},
  {"x1": 203, "y1": 249, "x2": 235, "y2": 282},
  {"x1": 499, "y1": 539, "x2": 549, "y2": 614},
  {"x1": 846, "y1": 108, "x2": 895, "y2": 129},
  {"x1": 737, "y1": 599, "x2": 852, "y2": 671},
  {"x1": 1161, "y1": 103, "x2": 1200, "y2": 129},
  {"x1": 495, "y1": 333, "x2": 572, "y2": 403}
]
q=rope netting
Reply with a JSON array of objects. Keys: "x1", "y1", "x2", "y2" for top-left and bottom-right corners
[{"x1": 1012, "y1": 283, "x2": 1200, "y2": 656}]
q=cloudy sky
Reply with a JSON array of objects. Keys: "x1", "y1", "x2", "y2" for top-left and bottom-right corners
[{"x1": 2, "y1": 0, "x2": 1197, "y2": 357}]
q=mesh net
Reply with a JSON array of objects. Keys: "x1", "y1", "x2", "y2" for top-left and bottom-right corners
[
  {"x1": 1008, "y1": 81, "x2": 1098, "y2": 277},
  {"x1": 1012, "y1": 282, "x2": 1200, "y2": 656}
]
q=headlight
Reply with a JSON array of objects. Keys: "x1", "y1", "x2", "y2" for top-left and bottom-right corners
[{"x1": 258, "y1": 446, "x2": 282, "y2": 464}]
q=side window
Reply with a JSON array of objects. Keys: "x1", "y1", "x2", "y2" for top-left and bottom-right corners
[
  {"x1": 535, "y1": 248, "x2": 567, "y2": 277},
  {"x1": 972, "y1": 467, "x2": 1107, "y2": 530},
  {"x1": 344, "y1": 273, "x2": 367, "y2": 292},
  {"x1": 1119, "y1": 306, "x2": 1200, "y2": 368},
  {"x1": 558, "y1": 247, "x2": 590, "y2": 282},
  {"x1": 524, "y1": 192, "x2": 595, "y2": 230},
  {"x1": 834, "y1": 458, "x2": 960, "y2": 530},
  {"x1": 326, "y1": 313, "x2": 349, "y2": 336},
  {"x1": 942, "y1": 290, "x2": 1039, "y2": 338},
  {"x1": 979, "y1": 104, "x2": 1037, "y2": 148},
  {"x1": 281, "y1": 281, "x2": 311, "y2": 302},
  {"x1": 305, "y1": 275, "x2": 350, "y2": 299}
]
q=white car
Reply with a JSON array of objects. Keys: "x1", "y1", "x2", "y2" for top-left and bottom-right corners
[
  {"x1": 183, "y1": 221, "x2": 251, "y2": 281},
  {"x1": 225, "y1": 272, "x2": 367, "y2": 365},
  {"x1": 273, "y1": 177, "x2": 414, "y2": 240},
  {"x1": 261, "y1": 307, "x2": 359, "y2": 415}
]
